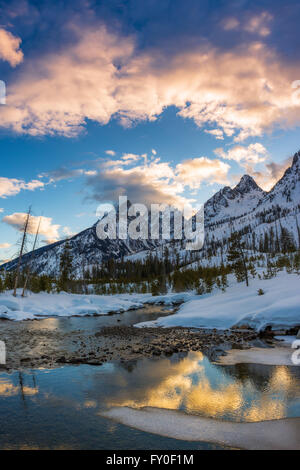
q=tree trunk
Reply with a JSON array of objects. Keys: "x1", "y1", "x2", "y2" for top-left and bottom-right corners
[
  {"x1": 22, "y1": 216, "x2": 41, "y2": 297},
  {"x1": 13, "y1": 208, "x2": 31, "y2": 297}
]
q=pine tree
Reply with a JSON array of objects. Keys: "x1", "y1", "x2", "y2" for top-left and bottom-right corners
[
  {"x1": 228, "y1": 233, "x2": 249, "y2": 286},
  {"x1": 151, "y1": 280, "x2": 160, "y2": 296},
  {"x1": 204, "y1": 275, "x2": 214, "y2": 293},
  {"x1": 58, "y1": 243, "x2": 73, "y2": 292},
  {"x1": 221, "y1": 273, "x2": 228, "y2": 291},
  {"x1": 249, "y1": 264, "x2": 257, "y2": 279},
  {"x1": 196, "y1": 280, "x2": 205, "y2": 295},
  {"x1": 4, "y1": 271, "x2": 14, "y2": 290}
]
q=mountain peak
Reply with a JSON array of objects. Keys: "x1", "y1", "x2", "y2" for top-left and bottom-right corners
[
  {"x1": 234, "y1": 174, "x2": 261, "y2": 194},
  {"x1": 292, "y1": 151, "x2": 300, "y2": 167}
]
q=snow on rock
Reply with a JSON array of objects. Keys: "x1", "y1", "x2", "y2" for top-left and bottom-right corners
[
  {"x1": 136, "y1": 273, "x2": 300, "y2": 331},
  {"x1": 0, "y1": 290, "x2": 192, "y2": 321}
]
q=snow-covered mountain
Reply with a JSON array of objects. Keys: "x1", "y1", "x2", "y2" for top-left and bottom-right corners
[
  {"x1": 2, "y1": 150, "x2": 300, "y2": 277},
  {"x1": 259, "y1": 151, "x2": 300, "y2": 209},
  {"x1": 2, "y1": 223, "x2": 161, "y2": 278},
  {"x1": 205, "y1": 174, "x2": 265, "y2": 225},
  {"x1": 203, "y1": 150, "x2": 300, "y2": 255}
]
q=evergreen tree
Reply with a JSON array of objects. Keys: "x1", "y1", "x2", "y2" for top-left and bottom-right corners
[
  {"x1": 204, "y1": 275, "x2": 214, "y2": 293},
  {"x1": 150, "y1": 280, "x2": 160, "y2": 296},
  {"x1": 249, "y1": 264, "x2": 257, "y2": 279},
  {"x1": 228, "y1": 233, "x2": 249, "y2": 286},
  {"x1": 58, "y1": 243, "x2": 73, "y2": 292},
  {"x1": 4, "y1": 271, "x2": 14, "y2": 290},
  {"x1": 196, "y1": 280, "x2": 205, "y2": 295},
  {"x1": 221, "y1": 273, "x2": 228, "y2": 291}
]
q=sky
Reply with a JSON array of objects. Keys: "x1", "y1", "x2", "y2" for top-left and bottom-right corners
[{"x1": 0, "y1": 0, "x2": 300, "y2": 261}]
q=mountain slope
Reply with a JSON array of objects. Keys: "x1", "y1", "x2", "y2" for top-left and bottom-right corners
[
  {"x1": 2, "y1": 150, "x2": 300, "y2": 276},
  {"x1": 3, "y1": 222, "x2": 161, "y2": 278},
  {"x1": 205, "y1": 174, "x2": 265, "y2": 225}
]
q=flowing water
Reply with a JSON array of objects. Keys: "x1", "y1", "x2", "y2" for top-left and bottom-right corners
[
  {"x1": 25, "y1": 304, "x2": 176, "y2": 332},
  {"x1": 0, "y1": 351, "x2": 299, "y2": 449}
]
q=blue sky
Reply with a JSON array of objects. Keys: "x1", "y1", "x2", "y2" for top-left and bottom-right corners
[{"x1": 0, "y1": 0, "x2": 300, "y2": 261}]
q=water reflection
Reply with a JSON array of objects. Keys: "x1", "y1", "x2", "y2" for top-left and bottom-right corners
[
  {"x1": 0, "y1": 353, "x2": 299, "y2": 449},
  {"x1": 27, "y1": 305, "x2": 173, "y2": 333},
  {"x1": 90, "y1": 353, "x2": 300, "y2": 422},
  {"x1": 0, "y1": 374, "x2": 38, "y2": 398}
]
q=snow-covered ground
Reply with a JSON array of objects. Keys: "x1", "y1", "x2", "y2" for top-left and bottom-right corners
[
  {"x1": 0, "y1": 290, "x2": 192, "y2": 321},
  {"x1": 136, "y1": 272, "x2": 300, "y2": 331},
  {"x1": 218, "y1": 345, "x2": 297, "y2": 366},
  {"x1": 101, "y1": 406, "x2": 300, "y2": 450},
  {"x1": 0, "y1": 272, "x2": 299, "y2": 328}
]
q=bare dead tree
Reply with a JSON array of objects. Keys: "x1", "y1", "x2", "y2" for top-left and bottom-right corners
[
  {"x1": 22, "y1": 216, "x2": 41, "y2": 297},
  {"x1": 13, "y1": 207, "x2": 31, "y2": 297}
]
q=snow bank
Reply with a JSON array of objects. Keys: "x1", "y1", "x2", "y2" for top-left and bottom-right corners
[
  {"x1": 218, "y1": 346, "x2": 296, "y2": 366},
  {"x1": 101, "y1": 406, "x2": 300, "y2": 450},
  {"x1": 0, "y1": 290, "x2": 192, "y2": 321},
  {"x1": 136, "y1": 273, "x2": 300, "y2": 331}
]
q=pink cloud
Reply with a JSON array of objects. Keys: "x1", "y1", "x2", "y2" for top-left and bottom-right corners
[
  {"x1": 0, "y1": 25, "x2": 300, "y2": 141},
  {"x1": 3, "y1": 213, "x2": 60, "y2": 243},
  {"x1": 0, "y1": 29, "x2": 23, "y2": 66}
]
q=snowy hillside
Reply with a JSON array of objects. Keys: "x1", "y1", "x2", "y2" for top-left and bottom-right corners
[
  {"x1": 136, "y1": 272, "x2": 300, "y2": 331},
  {"x1": 2, "y1": 221, "x2": 161, "y2": 278}
]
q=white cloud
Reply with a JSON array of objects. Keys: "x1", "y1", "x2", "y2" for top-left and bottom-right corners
[
  {"x1": 176, "y1": 157, "x2": 230, "y2": 189},
  {"x1": 105, "y1": 150, "x2": 116, "y2": 156},
  {"x1": 103, "y1": 153, "x2": 144, "y2": 168},
  {"x1": 215, "y1": 143, "x2": 268, "y2": 165},
  {"x1": 85, "y1": 152, "x2": 231, "y2": 208},
  {"x1": 216, "y1": 143, "x2": 292, "y2": 191},
  {"x1": 205, "y1": 129, "x2": 224, "y2": 140},
  {"x1": 244, "y1": 156, "x2": 293, "y2": 191},
  {"x1": 0, "y1": 177, "x2": 45, "y2": 198},
  {"x1": 62, "y1": 226, "x2": 76, "y2": 238},
  {"x1": 0, "y1": 28, "x2": 23, "y2": 66},
  {"x1": 2, "y1": 213, "x2": 60, "y2": 243},
  {"x1": 87, "y1": 157, "x2": 187, "y2": 208},
  {"x1": 0, "y1": 25, "x2": 299, "y2": 141}
]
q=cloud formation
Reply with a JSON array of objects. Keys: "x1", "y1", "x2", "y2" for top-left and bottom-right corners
[
  {"x1": 0, "y1": 28, "x2": 23, "y2": 66},
  {"x1": 2, "y1": 213, "x2": 60, "y2": 243},
  {"x1": 0, "y1": 24, "x2": 300, "y2": 141},
  {"x1": 215, "y1": 143, "x2": 268, "y2": 165},
  {"x1": 176, "y1": 157, "x2": 230, "y2": 188},
  {"x1": 215, "y1": 143, "x2": 292, "y2": 191},
  {"x1": 247, "y1": 156, "x2": 293, "y2": 191},
  {"x1": 84, "y1": 153, "x2": 231, "y2": 208},
  {"x1": 244, "y1": 12, "x2": 273, "y2": 36},
  {"x1": 0, "y1": 177, "x2": 44, "y2": 198},
  {"x1": 223, "y1": 11, "x2": 273, "y2": 37}
]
